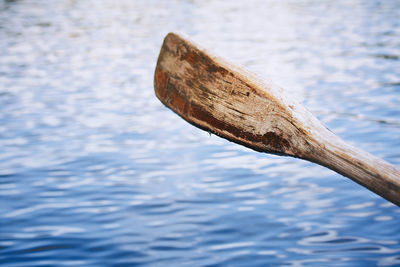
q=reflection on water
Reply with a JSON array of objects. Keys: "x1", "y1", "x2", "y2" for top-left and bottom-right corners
[{"x1": 1, "y1": 0, "x2": 400, "y2": 266}]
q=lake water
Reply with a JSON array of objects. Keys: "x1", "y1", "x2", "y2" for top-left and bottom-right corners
[{"x1": 1, "y1": 0, "x2": 400, "y2": 266}]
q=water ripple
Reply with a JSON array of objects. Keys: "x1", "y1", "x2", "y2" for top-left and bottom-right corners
[{"x1": 1, "y1": 0, "x2": 400, "y2": 266}]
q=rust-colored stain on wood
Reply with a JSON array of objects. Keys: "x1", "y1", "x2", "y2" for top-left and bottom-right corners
[
  {"x1": 182, "y1": 50, "x2": 201, "y2": 65},
  {"x1": 154, "y1": 32, "x2": 400, "y2": 206},
  {"x1": 207, "y1": 64, "x2": 229, "y2": 76},
  {"x1": 154, "y1": 68, "x2": 168, "y2": 100},
  {"x1": 264, "y1": 131, "x2": 291, "y2": 153}
]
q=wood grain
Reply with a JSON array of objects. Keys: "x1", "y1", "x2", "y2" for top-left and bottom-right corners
[{"x1": 154, "y1": 32, "x2": 400, "y2": 206}]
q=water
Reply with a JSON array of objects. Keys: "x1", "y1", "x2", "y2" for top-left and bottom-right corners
[{"x1": 0, "y1": 0, "x2": 399, "y2": 266}]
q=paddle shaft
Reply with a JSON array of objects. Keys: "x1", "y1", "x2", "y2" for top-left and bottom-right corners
[
  {"x1": 154, "y1": 32, "x2": 400, "y2": 206},
  {"x1": 303, "y1": 127, "x2": 400, "y2": 206}
]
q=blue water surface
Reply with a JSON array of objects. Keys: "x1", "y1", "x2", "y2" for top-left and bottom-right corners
[{"x1": 1, "y1": 0, "x2": 400, "y2": 266}]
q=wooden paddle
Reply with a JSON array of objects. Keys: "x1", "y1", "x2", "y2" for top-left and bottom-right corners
[{"x1": 154, "y1": 32, "x2": 400, "y2": 206}]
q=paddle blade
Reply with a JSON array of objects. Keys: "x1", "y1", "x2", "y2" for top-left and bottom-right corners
[{"x1": 154, "y1": 32, "x2": 318, "y2": 157}]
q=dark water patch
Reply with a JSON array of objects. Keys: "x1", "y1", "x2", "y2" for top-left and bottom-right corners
[
  {"x1": 372, "y1": 54, "x2": 399, "y2": 60},
  {"x1": 326, "y1": 237, "x2": 360, "y2": 244},
  {"x1": 24, "y1": 244, "x2": 71, "y2": 253}
]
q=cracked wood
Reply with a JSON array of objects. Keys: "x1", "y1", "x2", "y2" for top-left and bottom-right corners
[{"x1": 154, "y1": 32, "x2": 400, "y2": 206}]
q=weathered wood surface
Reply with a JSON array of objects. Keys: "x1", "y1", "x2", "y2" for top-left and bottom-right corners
[{"x1": 154, "y1": 32, "x2": 400, "y2": 206}]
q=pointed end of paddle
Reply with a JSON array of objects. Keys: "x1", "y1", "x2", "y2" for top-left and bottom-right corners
[{"x1": 154, "y1": 32, "x2": 182, "y2": 106}]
